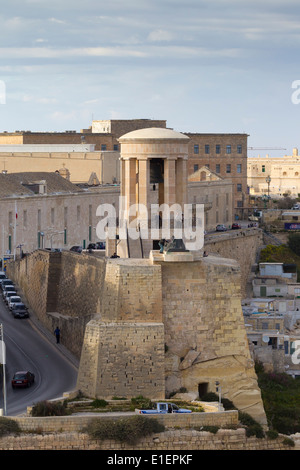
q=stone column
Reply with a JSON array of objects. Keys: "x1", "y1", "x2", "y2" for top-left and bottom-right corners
[
  {"x1": 123, "y1": 158, "x2": 137, "y2": 222},
  {"x1": 164, "y1": 158, "x2": 177, "y2": 207},
  {"x1": 137, "y1": 158, "x2": 150, "y2": 229},
  {"x1": 176, "y1": 158, "x2": 188, "y2": 209}
]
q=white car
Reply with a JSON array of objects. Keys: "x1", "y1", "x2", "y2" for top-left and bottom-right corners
[{"x1": 8, "y1": 296, "x2": 22, "y2": 310}]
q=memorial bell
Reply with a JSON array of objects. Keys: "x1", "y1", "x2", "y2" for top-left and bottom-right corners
[{"x1": 150, "y1": 158, "x2": 164, "y2": 184}]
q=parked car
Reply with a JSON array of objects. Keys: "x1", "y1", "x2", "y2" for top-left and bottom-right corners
[
  {"x1": 2, "y1": 286, "x2": 15, "y2": 300},
  {"x1": 4, "y1": 291, "x2": 18, "y2": 304},
  {"x1": 70, "y1": 246, "x2": 82, "y2": 253},
  {"x1": 216, "y1": 224, "x2": 227, "y2": 231},
  {"x1": 11, "y1": 303, "x2": 29, "y2": 319},
  {"x1": 11, "y1": 371, "x2": 35, "y2": 388},
  {"x1": 0, "y1": 271, "x2": 6, "y2": 282},
  {"x1": 231, "y1": 223, "x2": 241, "y2": 229},
  {"x1": 8, "y1": 296, "x2": 22, "y2": 310},
  {"x1": 248, "y1": 215, "x2": 259, "y2": 222},
  {"x1": 0, "y1": 279, "x2": 13, "y2": 290}
]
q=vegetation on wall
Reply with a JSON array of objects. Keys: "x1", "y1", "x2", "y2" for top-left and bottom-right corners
[{"x1": 255, "y1": 361, "x2": 300, "y2": 435}]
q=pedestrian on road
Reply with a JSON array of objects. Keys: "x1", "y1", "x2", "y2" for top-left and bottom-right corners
[{"x1": 54, "y1": 326, "x2": 60, "y2": 344}]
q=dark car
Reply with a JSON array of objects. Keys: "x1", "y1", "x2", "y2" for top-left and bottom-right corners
[
  {"x1": 11, "y1": 371, "x2": 35, "y2": 388},
  {"x1": 0, "y1": 279, "x2": 13, "y2": 290},
  {"x1": 70, "y1": 246, "x2": 82, "y2": 253},
  {"x1": 11, "y1": 303, "x2": 29, "y2": 319},
  {"x1": 232, "y1": 223, "x2": 241, "y2": 229}
]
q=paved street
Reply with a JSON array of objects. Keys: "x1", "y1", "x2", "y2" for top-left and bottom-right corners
[{"x1": 0, "y1": 295, "x2": 78, "y2": 416}]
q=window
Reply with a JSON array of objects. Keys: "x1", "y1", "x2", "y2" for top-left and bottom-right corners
[
  {"x1": 226, "y1": 145, "x2": 231, "y2": 154},
  {"x1": 237, "y1": 164, "x2": 242, "y2": 173},
  {"x1": 216, "y1": 164, "x2": 220, "y2": 173},
  {"x1": 226, "y1": 164, "x2": 231, "y2": 173},
  {"x1": 194, "y1": 144, "x2": 199, "y2": 154},
  {"x1": 205, "y1": 144, "x2": 210, "y2": 154},
  {"x1": 237, "y1": 200, "x2": 243, "y2": 207},
  {"x1": 216, "y1": 144, "x2": 220, "y2": 154},
  {"x1": 101, "y1": 144, "x2": 107, "y2": 151},
  {"x1": 237, "y1": 145, "x2": 242, "y2": 154},
  {"x1": 262, "y1": 165, "x2": 265, "y2": 173},
  {"x1": 193, "y1": 164, "x2": 199, "y2": 172},
  {"x1": 113, "y1": 144, "x2": 118, "y2": 151},
  {"x1": 237, "y1": 183, "x2": 242, "y2": 192}
]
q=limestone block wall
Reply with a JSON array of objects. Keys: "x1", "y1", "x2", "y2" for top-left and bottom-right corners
[
  {"x1": 76, "y1": 319, "x2": 165, "y2": 399},
  {"x1": 204, "y1": 229, "x2": 263, "y2": 297},
  {"x1": 7, "y1": 250, "x2": 107, "y2": 359},
  {"x1": 159, "y1": 255, "x2": 267, "y2": 426},
  {"x1": 0, "y1": 429, "x2": 291, "y2": 451},
  {"x1": 101, "y1": 259, "x2": 162, "y2": 322},
  {"x1": 6, "y1": 250, "x2": 50, "y2": 317}
]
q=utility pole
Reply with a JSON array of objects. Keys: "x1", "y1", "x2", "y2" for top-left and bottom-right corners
[{"x1": 0, "y1": 324, "x2": 6, "y2": 416}]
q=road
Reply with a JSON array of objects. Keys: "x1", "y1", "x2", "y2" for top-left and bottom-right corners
[{"x1": 0, "y1": 295, "x2": 78, "y2": 416}]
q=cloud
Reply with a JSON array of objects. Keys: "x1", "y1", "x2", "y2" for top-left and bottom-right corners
[{"x1": 147, "y1": 29, "x2": 173, "y2": 42}]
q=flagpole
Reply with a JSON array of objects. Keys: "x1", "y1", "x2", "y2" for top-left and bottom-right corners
[{"x1": 14, "y1": 201, "x2": 17, "y2": 261}]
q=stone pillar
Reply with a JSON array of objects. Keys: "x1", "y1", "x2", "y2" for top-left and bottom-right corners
[
  {"x1": 176, "y1": 158, "x2": 188, "y2": 208},
  {"x1": 137, "y1": 158, "x2": 150, "y2": 228},
  {"x1": 164, "y1": 158, "x2": 177, "y2": 206},
  {"x1": 123, "y1": 158, "x2": 136, "y2": 223}
]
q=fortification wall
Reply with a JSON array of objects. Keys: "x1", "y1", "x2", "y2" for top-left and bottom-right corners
[
  {"x1": 204, "y1": 228, "x2": 263, "y2": 296},
  {"x1": 6, "y1": 250, "x2": 107, "y2": 359}
]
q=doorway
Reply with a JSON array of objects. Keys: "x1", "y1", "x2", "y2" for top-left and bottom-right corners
[{"x1": 198, "y1": 382, "x2": 209, "y2": 399}]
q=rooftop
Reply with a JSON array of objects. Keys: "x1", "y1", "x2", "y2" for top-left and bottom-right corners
[{"x1": 0, "y1": 172, "x2": 83, "y2": 198}]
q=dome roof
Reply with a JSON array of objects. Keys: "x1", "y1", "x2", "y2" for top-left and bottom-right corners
[{"x1": 118, "y1": 127, "x2": 189, "y2": 142}]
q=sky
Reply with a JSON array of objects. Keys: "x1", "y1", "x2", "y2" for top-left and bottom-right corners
[{"x1": 1, "y1": 0, "x2": 300, "y2": 157}]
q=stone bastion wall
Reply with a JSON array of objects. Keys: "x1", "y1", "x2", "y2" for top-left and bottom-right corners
[{"x1": 6, "y1": 229, "x2": 266, "y2": 425}]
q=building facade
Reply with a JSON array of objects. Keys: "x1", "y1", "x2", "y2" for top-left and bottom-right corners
[
  {"x1": 186, "y1": 133, "x2": 249, "y2": 218},
  {"x1": 0, "y1": 172, "x2": 119, "y2": 257},
  {"x1": 247, "y1": 148, "x2": 300, "y2": 197}
]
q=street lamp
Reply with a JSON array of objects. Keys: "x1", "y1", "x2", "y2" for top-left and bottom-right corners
[{"x1": 266, "y1": 175, "x2": 271, "y2": 198}]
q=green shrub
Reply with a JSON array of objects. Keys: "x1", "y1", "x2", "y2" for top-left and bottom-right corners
[
  {"x1": 31, "y1": 400, "x2": 70, "y2": 416},
  {"x1": 91, "y1": 399, "x2": 108, "y2": 408},
  {"x1": 85, "y1": 415, "x2": 165, "y2": 445},
  {"x1": 282, "y1": 437, "x2": 295, "y2": 447},
  {"x1": 130, "y1": 396, "x2": 153, "y2": 410},
  {"x1": 239, "y1": 412, "x2": 265, "y2": 438},
  {"x1": 200, "y1": 392, "x2": 236, "y2": 410},
  {"x1": 266, "y1": 429, "x2": 278, "y2": 440},
  {"x1": 201, "y1": 425, "x2": 219, "y2": 434},
  {"x1": 0, "y1": 417, "x2": 20, "y2": 437}
]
